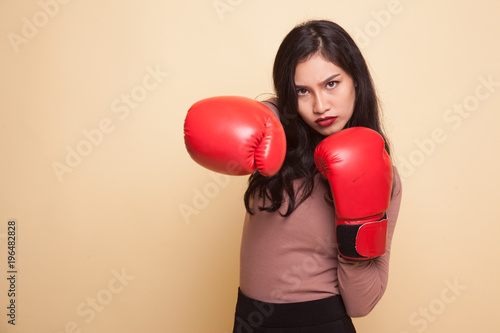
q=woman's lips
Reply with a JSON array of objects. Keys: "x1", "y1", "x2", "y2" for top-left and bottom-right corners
[{"x1": 315, "y1": 116, "x2": 337, "y2": 127}]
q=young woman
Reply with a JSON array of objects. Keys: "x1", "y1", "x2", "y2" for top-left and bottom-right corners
[{"x1": 184, "y1": 19, "x2": 402, "y2": 333}]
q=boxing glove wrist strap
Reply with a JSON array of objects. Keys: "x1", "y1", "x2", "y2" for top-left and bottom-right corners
[{"x1": 336, "y1": 213, "x2": 388, "y2": 261}]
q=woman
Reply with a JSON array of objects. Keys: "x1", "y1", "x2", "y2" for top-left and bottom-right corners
[{"x1": 184, "y1": 19, "x2": 402, "y2": 333}]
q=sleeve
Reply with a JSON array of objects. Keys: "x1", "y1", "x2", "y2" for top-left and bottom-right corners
[
  {"x1": 337, "y1": 167, "x2": 403, "y2": 317},
  {"x1": 261, "y1": 97, "x2": 280, "y2": 119}
]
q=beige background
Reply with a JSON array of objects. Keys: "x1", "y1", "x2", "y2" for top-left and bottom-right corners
[{"x1": 1, "y1": 0, "x2": 499, "y2": 332}]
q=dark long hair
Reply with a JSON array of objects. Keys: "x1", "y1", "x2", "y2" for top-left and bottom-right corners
[{"x1": 244, "y1": 20, "x2": 391, "y2": 216}]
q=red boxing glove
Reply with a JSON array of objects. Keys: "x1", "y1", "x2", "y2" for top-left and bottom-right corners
[
  {"x1": 314, "y1": 127, "x2": 393, "y2": 260},
  {"x1": 184, "y1": 96, "x2": 286, "y2": 176}
]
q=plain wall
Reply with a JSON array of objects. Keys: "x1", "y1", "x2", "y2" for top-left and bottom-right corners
[{"x1": 1, "y1": 0, "x2": 499, "y2": 332}]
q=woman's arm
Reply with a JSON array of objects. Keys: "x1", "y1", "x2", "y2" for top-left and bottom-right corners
[{"x1": 337, "y1": 167, "x2": 403, "y2": 317}]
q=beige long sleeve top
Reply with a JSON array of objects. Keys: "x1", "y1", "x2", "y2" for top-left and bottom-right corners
[{"x1": 239, "y1": 168, "x2": 402, "y2": 317}]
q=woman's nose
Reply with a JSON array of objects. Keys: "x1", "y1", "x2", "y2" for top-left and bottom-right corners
[{"x1": 313, "y1": 92, "x2": 330, "y2": 114}]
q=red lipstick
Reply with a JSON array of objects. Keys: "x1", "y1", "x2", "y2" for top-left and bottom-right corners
[{"x1": 315, "y1": 116, "x2": 337, "y2": 127}]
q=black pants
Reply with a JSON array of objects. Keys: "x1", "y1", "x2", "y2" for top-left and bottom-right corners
[{"x1": 233, "y1": 289, "x2": 356, "y2": 333}]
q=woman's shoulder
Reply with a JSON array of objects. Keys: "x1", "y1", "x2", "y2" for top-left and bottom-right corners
[{"x1": 260, "y1": 97, "x2": 280, "y2": 119}]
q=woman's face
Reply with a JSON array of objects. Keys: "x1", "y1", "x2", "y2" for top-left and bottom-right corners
[{"x1": 294, "y1": 53, "x2": 356, "y2": 136}]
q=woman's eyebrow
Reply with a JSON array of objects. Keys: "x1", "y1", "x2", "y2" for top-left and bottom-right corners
[
  {"x1": 295, "y1": 73, "x2": 341, "y2": 88},
  {"x1": 320, "y1": 73, "x2": 341, "y2": 85}
]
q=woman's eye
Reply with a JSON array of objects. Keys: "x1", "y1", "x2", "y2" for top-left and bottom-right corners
[
  {"x1": 327, "y1": 81, "x2": 338, "y2": 88},
  {"x1": 297, "y1": 88, "x2": 308, "y2": 95}
]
